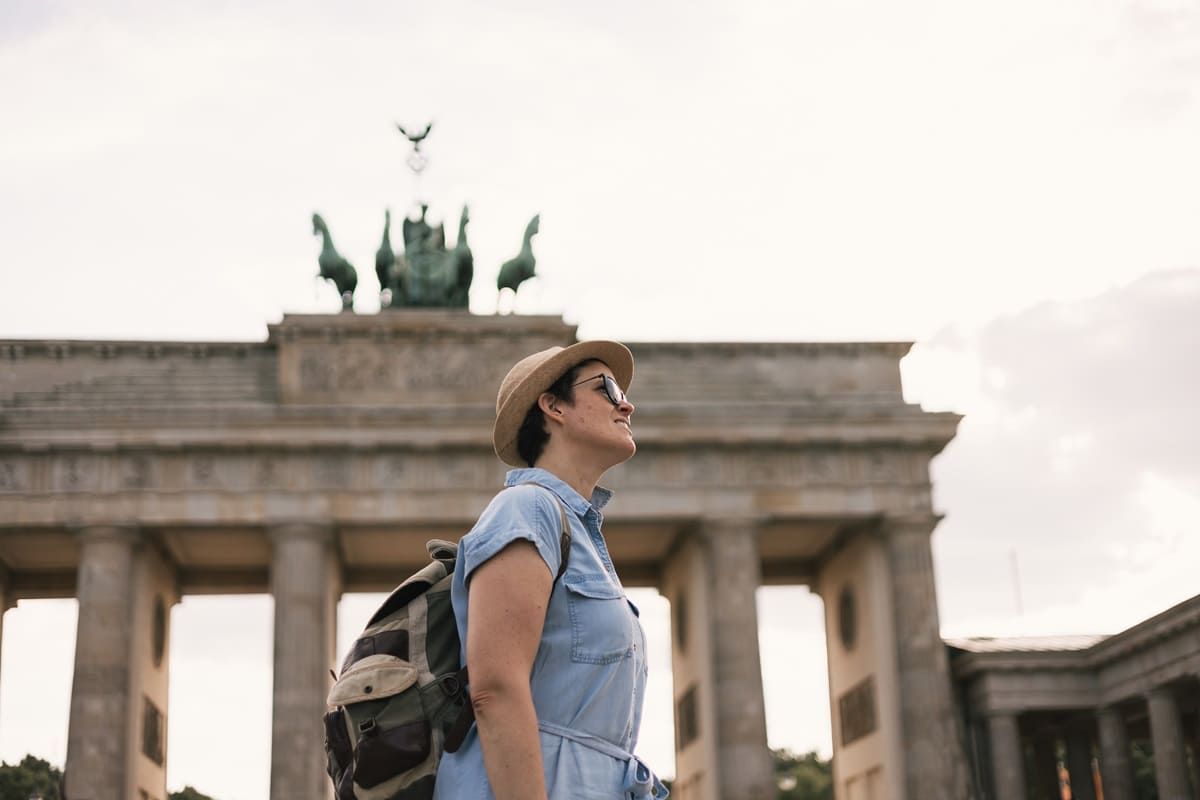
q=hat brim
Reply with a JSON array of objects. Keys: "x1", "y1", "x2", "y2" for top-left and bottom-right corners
[{"x1": 493, "y1": 340, "x2": 634, "y2": 466}]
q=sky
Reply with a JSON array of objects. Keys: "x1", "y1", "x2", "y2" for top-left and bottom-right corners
[{"x1": 1, "y1": 1, "x2": 1199, "y2": 797}]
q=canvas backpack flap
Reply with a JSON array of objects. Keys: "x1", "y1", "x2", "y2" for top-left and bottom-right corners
[{"x1": 328, "y1": 654, "x2": 419, "y2": 706}]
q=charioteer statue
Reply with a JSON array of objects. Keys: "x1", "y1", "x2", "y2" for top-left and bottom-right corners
[{"x1": 311, "y1": 121, "x2": 540, "y2": 312}]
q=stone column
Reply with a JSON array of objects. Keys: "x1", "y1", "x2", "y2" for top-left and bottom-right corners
[
  {"x1": 1147, "y1": 686, "x2": 1190, "y2": 800},
  {"x1": 270, "y1": 522, "x2": 339, "y2": 800},
  {"x1": 659, "y1": 518, "x2": 773, "y2": 800},
  {"x1": 987, "y1": 713, "x2": 1027, "y2": 800},
  {"x1": 701, "y1": 517, "x2": 773, "y2": 800},
  {"x1": 64, "y1": 525, "x2": 138, "y2": 800},
  {"x1": 64, "y1": 525, "x2": 177, "y2": 800},
  {"x1": 1097, "y1": 707, "x2": 1134, "y2": 800},
  {"x1": 0, "y1": 565, "x2": 10, "y2": 721},
  {"x1": 1065, "y1": 726, "x2": 1096, "y2": 800},
  {"x1": 883, "y1": 514, "x2": 972, "y2": 800}
]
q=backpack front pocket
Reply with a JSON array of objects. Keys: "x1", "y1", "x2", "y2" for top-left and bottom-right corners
[
  {"x1": 327, "y1": 654, "x2": 433, "y2": 791},
  {"x1": 563, "y1": 574, "x2": 635, "y2": 665},
  {"x1": 354, "y1": 718, "x2": 432, "y2": 788}
]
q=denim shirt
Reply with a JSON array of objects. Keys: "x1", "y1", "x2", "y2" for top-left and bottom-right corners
[{"x1": 433, "y1": 468, "x2": 667, "y2": 800}]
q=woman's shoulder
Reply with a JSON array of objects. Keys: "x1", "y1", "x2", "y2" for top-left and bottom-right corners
[
  {"x1": 457, "y1": 484, "x2": 566, "y2": 580},
  {"x1": 464, "y1": 484, "x2": 564, "y2": 546},
  {"x1": 483, "y1": 482, "x2": 559, "y2": 519}
]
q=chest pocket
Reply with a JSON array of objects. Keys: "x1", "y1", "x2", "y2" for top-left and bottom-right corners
[{"x1": 562, "y1": 573, "x2": 635, "y2": 665}]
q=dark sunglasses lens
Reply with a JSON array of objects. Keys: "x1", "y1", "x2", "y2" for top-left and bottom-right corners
[{"x1": 603, "y1": 376, "x2": 625, "y2": 405}]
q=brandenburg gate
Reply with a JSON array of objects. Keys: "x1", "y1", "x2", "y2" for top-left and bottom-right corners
[{"x1": 0, "y1": 311, "x2": 971, "y2": 799}]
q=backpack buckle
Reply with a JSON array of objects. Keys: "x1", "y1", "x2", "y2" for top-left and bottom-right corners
[{"x1": 438, "y1": 674, "x2": 462, "y2": 697}]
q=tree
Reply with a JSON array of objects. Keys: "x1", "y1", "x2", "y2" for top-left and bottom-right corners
[
  {"x1": 168, "y1": 788, "x2": 216, "y2": 800},
  {"x1": 1131, "y1": 741, "x2": 1158, "y2": 800},
  {"x1": 774, "y1": 748, "x2": 833, "y2": 800},
  {"x1": 0, "y1": 755, "x2": 63, "y2": 800}
]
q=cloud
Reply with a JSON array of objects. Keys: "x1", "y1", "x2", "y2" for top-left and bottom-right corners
[{"x1": 906, "y1": 269, "x2": 1200, "y2": 634}]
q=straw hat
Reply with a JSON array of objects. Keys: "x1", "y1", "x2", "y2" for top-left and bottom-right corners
[{"x1": 493, "y1": 340, "x2": 634, "y2": 466}]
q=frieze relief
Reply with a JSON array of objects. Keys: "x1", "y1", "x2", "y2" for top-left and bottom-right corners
[
  {"x1": 282, "y1": 337, "x2": 550, "y2": 405},
  {"x1": 0, "y1": 459, "x2": 25, "y2": 492},
  {"x1": 0, "y1": 447, "x2": 925, "y2": 497}
]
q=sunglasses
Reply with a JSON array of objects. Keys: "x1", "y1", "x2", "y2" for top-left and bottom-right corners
[{"x1": 570, "y1": 373, "x2": 628, "y2": 407}]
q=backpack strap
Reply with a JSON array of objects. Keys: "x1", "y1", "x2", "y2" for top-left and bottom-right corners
[
  {"x1": 517, "y1": 480, "x2": 573, "y2": 584},
  {"x1": 445, "y1": 483, "x2": 574, "y2": 754}
]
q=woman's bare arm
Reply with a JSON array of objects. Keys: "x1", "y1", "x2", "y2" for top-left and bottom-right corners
[{"x1": 466, "y1": 539, "x2": 554, "y2": 800}]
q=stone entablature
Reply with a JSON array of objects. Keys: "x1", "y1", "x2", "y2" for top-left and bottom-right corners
[
  {"x1": 0, "y1": 314, "x2": 957, "y2": 597},
  {"x1": 0, "y1": 445, "x2": 938, "y2": 498},
  {"x1": 950, "y1": 593, "x2": 1200, "y2": 712}
]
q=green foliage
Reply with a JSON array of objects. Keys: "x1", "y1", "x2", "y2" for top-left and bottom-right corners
[
  {"x1": 0, "y1": 755, "x2": 62, "y2": 800},
  {"x1": 1131, "y1": 740, "x2": 1158, "y2": 800},
  {"x1": 774, "y1": 748, "x2": 832, "y2": 800}
]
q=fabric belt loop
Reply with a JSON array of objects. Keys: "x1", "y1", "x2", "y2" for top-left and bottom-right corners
[{"x1": 537, "y1": 722, "x2": 668, "y2": 798}]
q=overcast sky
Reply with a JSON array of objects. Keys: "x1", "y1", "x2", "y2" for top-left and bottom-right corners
[{"x1": 2, "y1": 1, "x2": 1199, "y2": 798}]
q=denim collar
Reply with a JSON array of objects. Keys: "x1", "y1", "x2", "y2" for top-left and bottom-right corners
[{"x1": 505, "y1": 467, "x2": 613, "y2": 517}]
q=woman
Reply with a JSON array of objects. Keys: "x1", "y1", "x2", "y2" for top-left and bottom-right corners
[{"x1": 433, "y1": 341, "x2": 668, "y2": 800}]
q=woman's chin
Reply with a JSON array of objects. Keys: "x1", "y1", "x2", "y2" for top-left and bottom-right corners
[{"x1": 613, "y1": 438, "x2": 636, "y2": 464}]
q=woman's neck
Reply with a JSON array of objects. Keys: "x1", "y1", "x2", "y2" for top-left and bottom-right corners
[{"x1": 532, "y1": 450, "x2": 602, "y2": 503}]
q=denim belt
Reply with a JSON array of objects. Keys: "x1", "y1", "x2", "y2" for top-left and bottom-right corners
[{"x1": 538, "y1": 721, "x2": 668, "y2": 799}]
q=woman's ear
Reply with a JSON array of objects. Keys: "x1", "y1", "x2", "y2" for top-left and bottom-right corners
[{"x1": 537, "y1": 391, "x2": 561, "y2": 421}]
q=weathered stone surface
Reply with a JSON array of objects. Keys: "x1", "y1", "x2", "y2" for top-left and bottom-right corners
[
  {"x1": 884, "y1": 515, "x2": 972, "y2": 800},
  {"x1": 62, "y1": 524, "x2": 178, "y2": 800},
  {"x1": 269, "y1": 523, "x2": 338, "y2": 800},
  {"x1": 701, "y1": 518, "x2": 774, "y2": 800},
  {"x1": 64, "y1": 526, "x2": 139, "y2": 799},
  {"x1": 1147, "y1": 686, "x2": 1190, "y2": 800},
  {"x1": 271, "y1": 312, "x2": 573, "y2": 405},
  {"x1": 987, "y1": 713, "x2": 1027, "y2": 800}
]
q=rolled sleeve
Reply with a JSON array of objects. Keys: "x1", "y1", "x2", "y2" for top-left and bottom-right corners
[{"x1": 458, "y1": 484, "x2": 564, "y2": 583}]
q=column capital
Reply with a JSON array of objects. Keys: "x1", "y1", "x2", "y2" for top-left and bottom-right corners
[
  {"x1": 71, "y1": 523, "x2": 142, "y2": 547},
  {"x1": 1146, "y1": 683, "x2": 1177, "y2": 700},
  {"x1": 695, "y1": 514, "x2": 768, "y2": 536},
  {"x1": 266, "y1": 521, "x2": 335, "y2": 546}
]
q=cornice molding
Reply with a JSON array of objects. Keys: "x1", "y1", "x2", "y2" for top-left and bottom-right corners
[
  {"x1": 949, "y1": 595, "x2": 1200, "y2": 680},
  {"x1": 0, "y1": 340, "x2": 264, "y2": 361}
]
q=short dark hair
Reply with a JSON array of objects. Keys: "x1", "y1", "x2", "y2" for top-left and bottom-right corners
[{"x1": 515, "y1": 361, "x2": 589, "y2": 466}]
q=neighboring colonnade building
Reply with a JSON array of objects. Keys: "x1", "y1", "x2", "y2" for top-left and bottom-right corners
[{"x1": 951, "y1": 595, "x2": 1200, "y2": 800}]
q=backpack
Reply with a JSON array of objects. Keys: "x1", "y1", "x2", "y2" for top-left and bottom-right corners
[{"x1": 324, "y1": 488, "x2": 572, "y2": 800}]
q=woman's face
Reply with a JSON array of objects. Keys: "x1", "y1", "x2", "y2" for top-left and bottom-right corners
[{"x1": 559, "y1": 360, "x2": 636, "y2": 465}]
